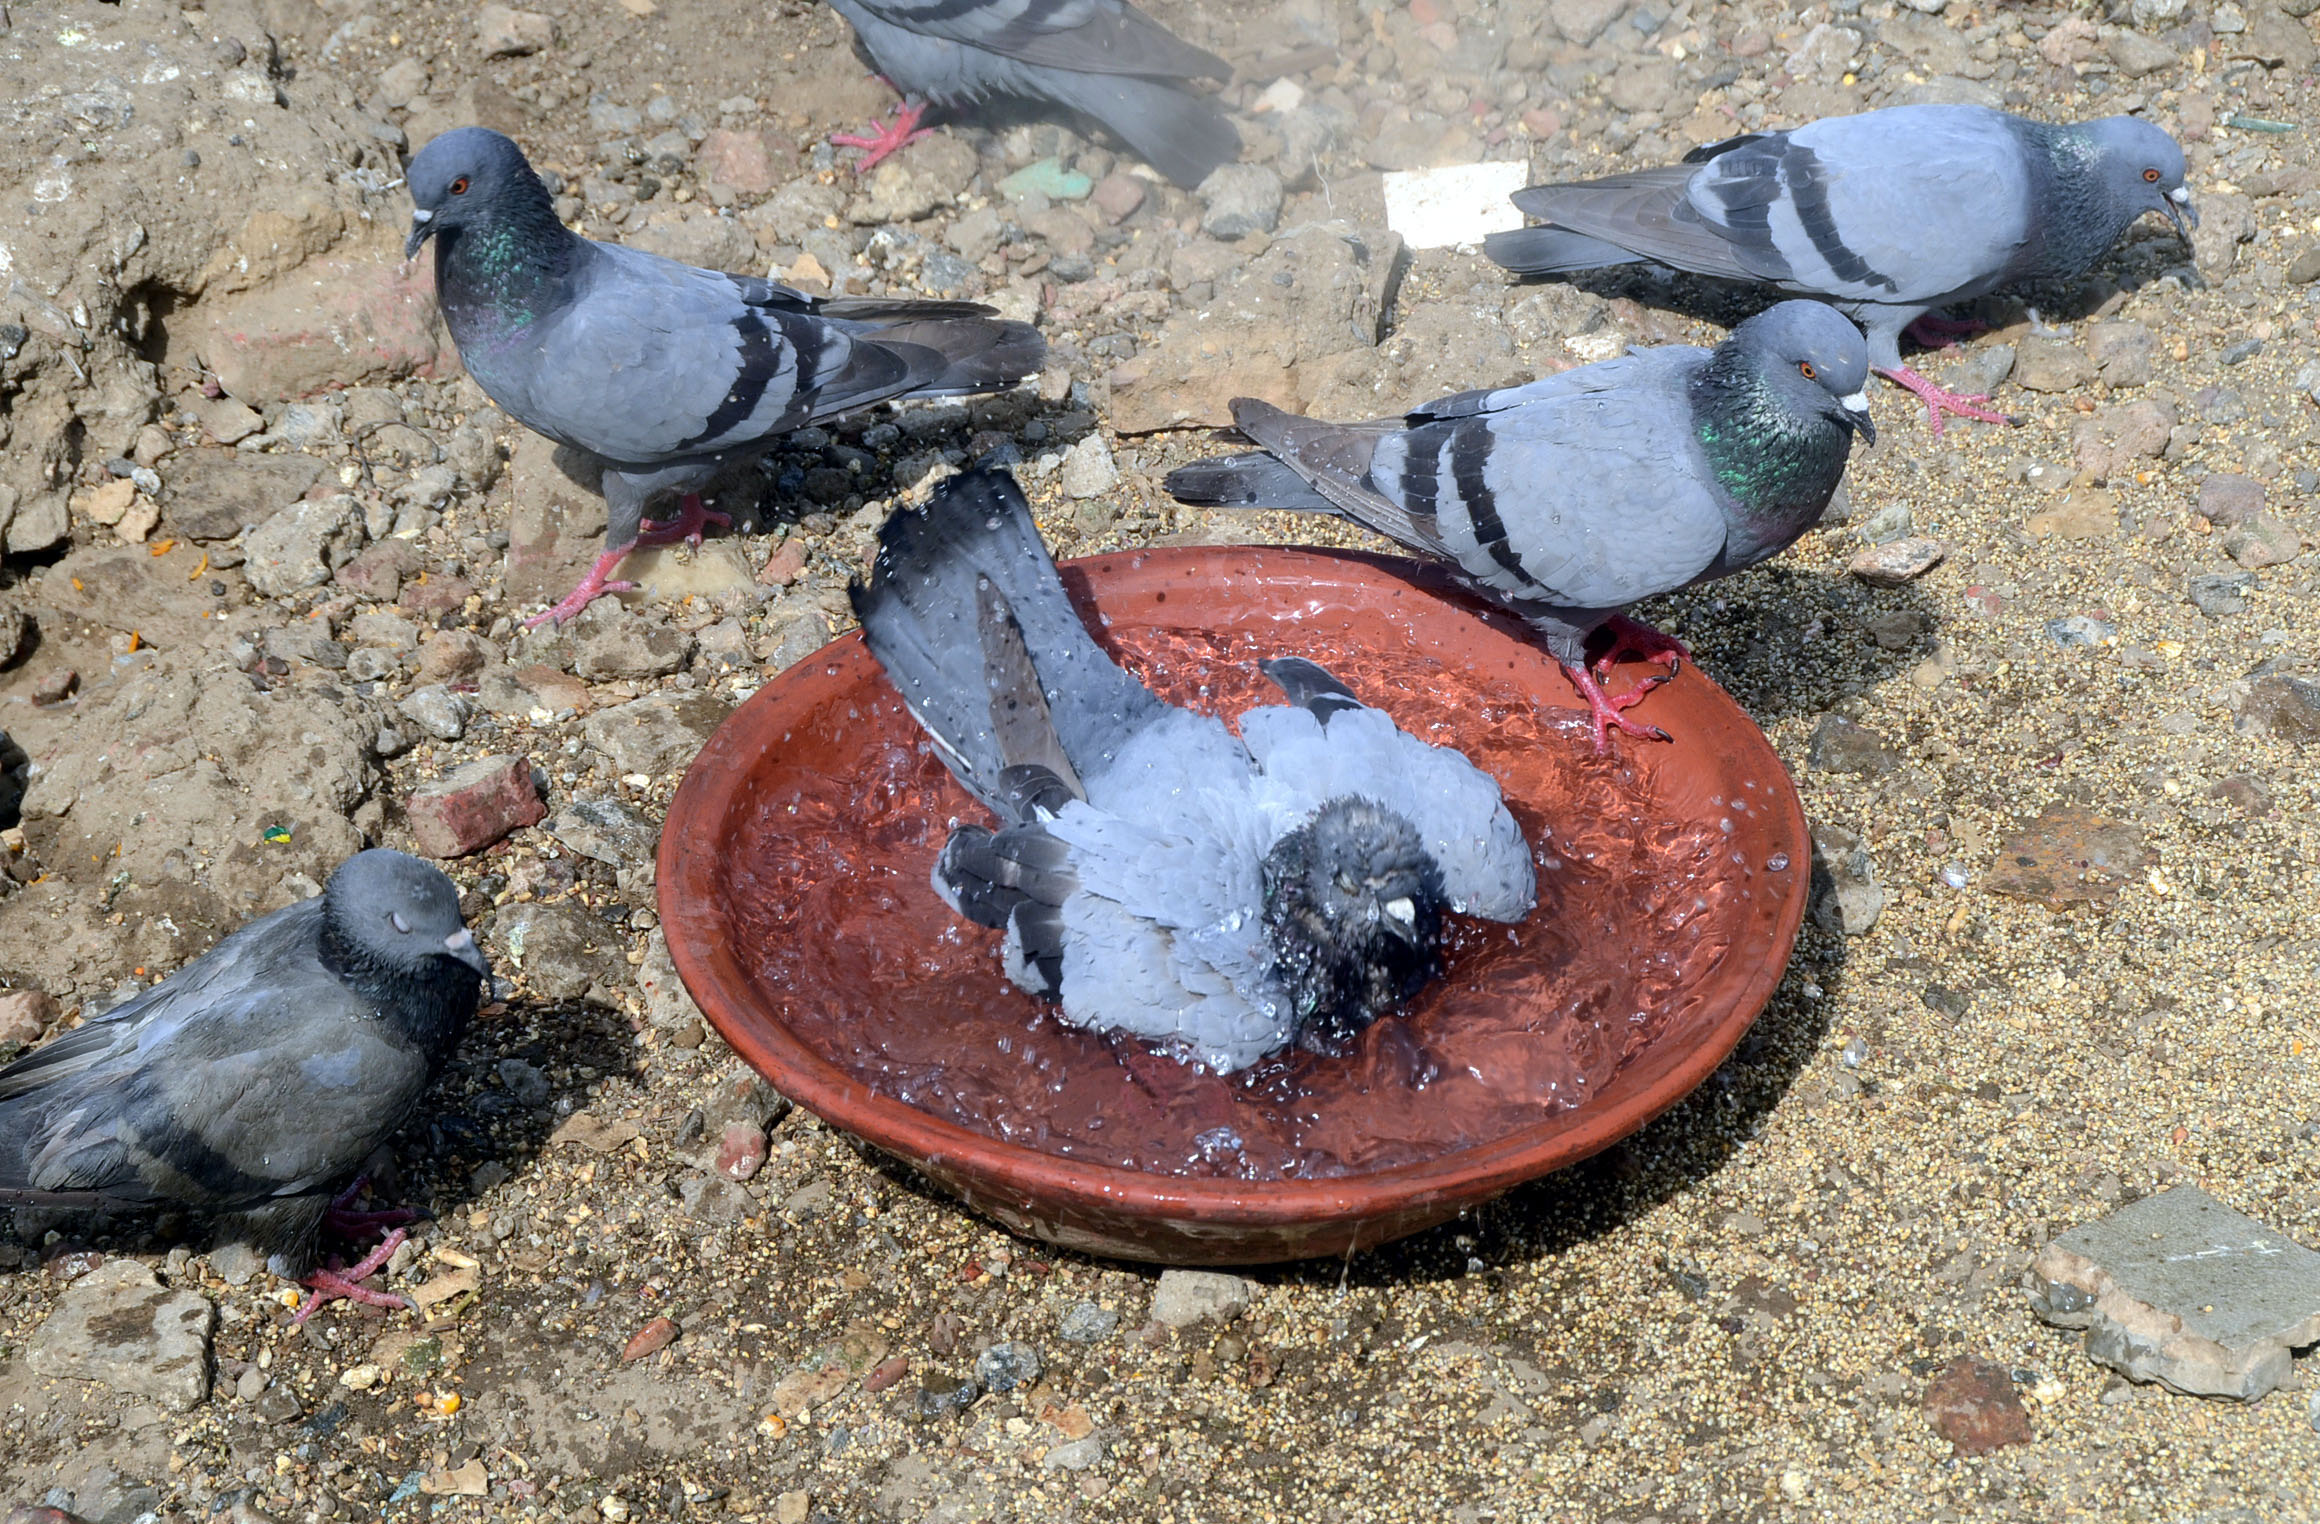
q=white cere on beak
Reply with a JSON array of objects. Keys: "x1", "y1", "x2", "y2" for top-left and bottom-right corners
[
  {"x1": 1840, "y1": 390, "x2": 1870, "y2": 413},
  {"x1": 1383, "y1": 897, "x2": 1417, "y2": 926},
  {"x1": 2168, "y1": 186, "x2": 2191, "y2": 204},
  {"x1": 411, "y1": 207, "x2": 435, "y2": 222}
]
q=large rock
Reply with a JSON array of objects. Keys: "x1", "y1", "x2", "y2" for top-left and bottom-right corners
[
  {"x1": 490, "y1": 899, "x2": 624, "y2": 1002},
  {"x1": 29, "y1": 1260, "x2": 216, "y2": 1412},
  {"x1": 407, "y1": 755, "x2": 546, "y2": 858},
  {"x1": 182, "y1": 252, "x2": 453, "y2": 403},
  {"x1": 242, "y1": 494, "x2": 367, "y2": 597},
  {"x1": 580, "y1": 692, "x2": 731, "y2": 778}
]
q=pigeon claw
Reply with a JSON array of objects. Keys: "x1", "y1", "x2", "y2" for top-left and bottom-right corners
[
  {"x1": 291, "y1": 1228, "x2": 414, "y2": 1327},
  {"x1": 1589, "y1": 614, "x2": 1692, "y2": 681},
  {"x1": 524, "y1": 546, "x2": 641, "y2": 629},
  {"x1": 1562, "y1": 660, "x2": 1675, "y2": 755},
  {"x1": 1902, "y1": 312, "x2": 1991, "y2": 351},
  {"x1": 831, "y1": 101, "x2": 934, "y2": 173},
  {"x1": 1874, "y1": 365, "x2": 2019, "y2": 436},
  {"x1": 635, "y1": 493, "x2": 733, "y2": 551}
]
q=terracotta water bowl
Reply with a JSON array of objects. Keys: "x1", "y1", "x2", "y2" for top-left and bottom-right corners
[{"x1": 659, "y1": 546, "x2": 1809, "y2": 1265}]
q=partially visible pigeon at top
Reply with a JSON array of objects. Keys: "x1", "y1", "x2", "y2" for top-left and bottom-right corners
[
  {"x1": 1166, "y1": 301, "x2": 1874, "y2": 750},
  {"x1": 1483, "y1": 106, "x2": 2195, "y2": 434},
  {"x1": 851, "y1": 467, "x2": 1535, "y2": 1073},
  {"x1": 0, "y1": 850, "x2": 491, "y2": 1322},
  {"x1": 403, "y1": 127, "x2": 1045, "y2": 627},
  {"x1": 824, "y1": 0, "x2": 1241, "y2": 189}
]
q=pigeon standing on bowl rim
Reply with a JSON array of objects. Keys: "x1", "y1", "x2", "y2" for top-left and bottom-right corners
[
  {"x1": 1482, "y1": 105, "x2": 2196, "y2": 434},
  {"x1": 403, "y1": 126, "x2": 1046, "y2": 628},
  {"x1": 1165, "y1": 300, "x2": 1875, "y2": 750}
]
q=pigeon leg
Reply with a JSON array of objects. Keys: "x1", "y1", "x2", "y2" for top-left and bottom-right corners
[
  {"x1": 1559, "y1": 659, "x2": 1674, "y2": 755},
  {"x1": 1590, "y1": 614, "x2": 1692, "y2": 680},
  {"x1": 1874, "y1": 365, "x2": 2017, "y2": 437},
  {"x1": 1902, "y1": 312, "x2": 1990, "y2": 350},
  {"x1": 320, "y1": 1176, "x2": 420, "y2": 1243},
  {"x1": 831, "y1": 94, "x2": 934, "y2": 172},
  {"x1": 634, "y1": 493, "x2": 733, "y2": 550},
  {"x1": 523, "y1": 543, "x2": 640, "y2": 629},
  {"x1": 291, "y1": 1228, "x2": 414, "y2": 1326}
]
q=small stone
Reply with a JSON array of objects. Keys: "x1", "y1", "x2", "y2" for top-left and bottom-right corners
[
  {"x1": 715, "y1": 1120, "x2": 768, "y2": 1181},
  {"x1": 2224, "y1": 516, "x2": 2302, "y2": 569},
  {"x1": 205, "y1": 1243, "x2": 264, "y2": 1287},
  {"x1": 29, "y1": 1260, "x2": 216, "y2": 1412},
  {"x1": 2083, "y1": 321, "x2": 2156, "y2": 386},
  {"x1": 1809, "y1": 821, "x2": 1883, "y2": 936},
  {"x1": 2187, "y1": 571, "x2": 2254, "y2": 618},
  {"x1": 1853, "y1": 504, "x2": 1912, "y2": 545},
  {"x1": 2031, "y1": 1186, "x2": 2320, "y2": 1401},
  {"x1": 1058, "y1": 1302, "x2": 1119, "y2": 1343},
  {"x1": 973, "y1": 1341, "x2": 1043, "y2": 1394},
  {"x1": 1196, "y1": 164, "x2": 1284, "y2": 240},
  {"x1": 757, "y1": 538, "x2": 808, "y2": 586},
  {"x1": 2236, "y1": 673, "x2": 2320, "y2": 744},
  {"x1": 194, "y1": 396, "x2": 264, "y2": 444},
  {"x1": 399, "y1": 686, "x2": 473, "y2": 742},
  {"x1": 406, "y1": 755, "x2": 546, "y2": 858},
  {"x1": 0, "y1": 987, "x2": 58, "y2": 1051},
  {"x1": 497, "y1": 1058, "x2": 551, "y2": 1107},
  {"x1": 915, "y1": 1372, "x2": 980, "y2": 1418},
  {"x1": 695, "y1": 129, "x2": 777, "y2": 194},
  {"x1": 678, "y1": 1173, "x2": 751, "y2": 1223},
  {"x1": 1984, "y1": 805, "x2": 2149, "y2": 908},
  {"x1": 1058, "y1": 435, "x2": 1120, "y2": 499},
  {"x1": 1807, "y1": 714, "x2": 1898, "y2": 776},
  {"x1": 2045, "y1": 614, "x2": 2117, "y2": 647},
  {"x1": 476, "y1": 4, "x2": 555, "y2": 56},
  {"x1": 2220, "y1": 337, "x2": 2263, "y2": 367},
  {"x1": 580, "y1": 692, "x2": 730, "y2": 777},
  {"x1": 31, "y1": 668, "x2": 77, "y2": 705},
  {"x1": 546, "y1": 797, "x2": 660, "y2": 867},
  {"x1": 1848, "y1": 536, "x2": 1947, "y2": 586},
  {"x1": 1090, "y1": 173, "x2": 1147, "y2": 225},
  {"x1": 996, "y1": 157, "x2": 1093, "y2": 204},
  {"x1": 1946, "y1": 343, "x2": 2014, "y2": 398},
  {"x1": 2107, "y1": 29, "x2": 2179, "y2": 75},
  {"x1": 1149, "y1": 1270, "x2": 1253, "y2": 1328},
  {"x1": 2012, "y1": 336, "x2": 2094, "y2": 393},
  {"x1": 622, "y1": 1317, "x2": 681, "y2": 1363},
  {"x1": 2288, "y1": 247, "x2": 2320, "y2": 284},
  {"x1": 243, "y1": 495, "x2": 365, "y2": 598},
  {"x1": 2196, "y1": 473, "x2": 2266, "y2": 528},
  {"x1": 1043, "y1": 1435, "x2": 1105, "y2": 1471},
  {"x1": 2025, "y1": 489, "x2": 2119, "y2": 541},
  {"x1": 862, "y1": 1355, "x2": 911, "y2": 1392},
  {"x1": 1923, "y1": 1357, "x2": 2032, "y2": 1455}
]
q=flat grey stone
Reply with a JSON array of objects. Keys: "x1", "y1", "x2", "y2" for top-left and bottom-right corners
[
  {"x1": 29, "y1": 1260, "x2": 216, "y2": 1411},
  {"x1": 546, "y1": 796, "x2": 660, "y2": 867},
  {"x1": 2030, "y1": 1186, "x2": 2320, "y2": 1401},
  {"x1": 1149, "y1": 1269, "x2": 1253, "y2": 1328}
]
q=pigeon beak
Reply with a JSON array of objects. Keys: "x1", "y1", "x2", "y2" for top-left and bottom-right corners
[
  {"x1": 1380, "y1": 896, "x2": 1420, "y2": 943},
  {"x1": 2163, "y1": 185, "x2": 2198, "y2": 241},
  {"x1": 405, "y1": 208, "x2": 436, "y2": 261},
  {"x1": 1838, "y1": 390, "x2": 1876, "y2": 446},
  {"x1": 443, "y1": 926, "x2": 492, "y2": 979}
]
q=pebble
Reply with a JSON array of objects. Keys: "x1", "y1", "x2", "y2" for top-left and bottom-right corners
[
  {"x1": 1807, "y1": 714, "x2": 1898, "y2": 776},
  {"x1": 974, "y1": 1341, "x2": 1043, "y2": 1394},
  {"x1": 2195, "y1": 473, "x2": 2265, "y2": 528},
  {"x1": 2045, "y1": 614, "x2": 2117, "y2": 647},
  {"x1": 476, "y1": 4, "x2": 556, "y2": 56},
  {"x1": 1149, "y1": 1270, "x2": 1254, "y2": 1328},
  {"x1": 715, "y1": 1119, "x2": 769, "y2": 1181},
  {"x1": 1196, "y1": 164, "x2": 1284, "y2": 240},
  {"x1": 622, "y1": 1317, "x2": 681, "y2": 1363},
  {"x1": 1058, "y1": 1302, "x2": 1119, "y2": 1343},
  {"x1": 1853, "y1": 505, "x2": 1913, "y2": 545},
  {"x1": 1921, "y1": 1356, "x2": 2032, "y2": 1454},
  {"x1": 1848, "y1": 536, "x2": 1946, "y2": 587},
  {"x1": 1810, "y1": 822, "x2": 1884, "y2": 937},
  {"x1": 2012, "y1": 336, "x2": 2093, "y2": 393},
  {"x1": 0, "y1": 987, "x2": 58, "y2": 1049},
  {"x1": 1058, "y1": 435, "x2": 1120, "y2": 499},
  {"x1": 2186, "y1": 571, "x2": 2253, "y2": 618},
  {"x1": 2236, "y1": 674, "x2": 2320, "y2": 744}
]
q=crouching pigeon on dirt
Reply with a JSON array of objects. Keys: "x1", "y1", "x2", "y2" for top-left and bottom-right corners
[
  {"x1": 851, "y1": 467, "x2": 1536, "y2": 1073},
  {"x1": 403, "y1": 126, "x2": 1045, "y2": 627},
  {"x1": 1484, "y1": 106, "x2": 2194, "y2": 433},
  {"x1": 824, "y1": 0, "x2": 1241, "y2": 189},
  {"x1": 0, "y1": 850, "x2": 491, "y2": 1321},
  {"x1": 1165, "y1": 300, "x2": 1874, "y2": 750}
]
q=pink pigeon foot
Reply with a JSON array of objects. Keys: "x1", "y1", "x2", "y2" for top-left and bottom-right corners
[
  {"x1": 1560, "y1": 659, "x2": 1674, "y2": 755},
  {"x1": 635, "y1": 492, "x2": 733, "y2": 550},
  {"x1": 1590, "y1": 614, "x2": 1692, "y2": 682},
  {"x1": 523, "y1": 543, "x2": 640, "y2": 629},
  {"x1": 292, "y1": 1227, "x2": 414, "y2": 1326},
  {"x1": 831, "y1": 99, "x2": 933, "y2": 173},
  {"x1": 320, "y1": 1176, "x2": 420, "y2": 1242},
  {"x1": 1902, "y1": 312, "x2": 1991, "y2": 349},
  {"x1": 1874, "y1": 365, "x2": 2017, "y2": 438}
]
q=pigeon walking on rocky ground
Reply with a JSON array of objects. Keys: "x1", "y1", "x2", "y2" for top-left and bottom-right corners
[
  {"x1": 1483, "y1": 106, "x2": 2195, "y2": 434},
  {"x1": 0, "y1": 851, "x2": 491, "y2": 1322},
  {"x1": 824, "y1": 0, "x2": 1240, "y2": 189},
  {"x1": 404, "y1": 127, "x2": 1045, "y2": 627},
  {"x1": 852, "y1": 468, "x2": 1536, "y2": 1072},
  {"x1": 1165, "y1": 301, "x2": 1874, "y2": 750}
]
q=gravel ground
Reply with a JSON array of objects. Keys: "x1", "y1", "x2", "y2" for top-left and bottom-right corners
[{"x1": 4, "y1": 0, "x2": 2320, "y2": 1520}]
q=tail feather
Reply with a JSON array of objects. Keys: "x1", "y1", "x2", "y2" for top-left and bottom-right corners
[
  {"x1": 852, "y1": 468, "x2": 1165, "y2": 811},
  {"x1": 1161, "y1": 452, "x2": 1337, "y2": 513},
  {"x1": 1046, "y1": 72, "x2": 1240, "y2": 190},
  {"x1": 1481, "y1": 226, "x2": 1645, "y2": 276},
  {"x1": 1218, "y1": 397, "x2": 1449, "y2": 559},
  {"x1": 863, "y1": 317, "x2": 1046, "y2": 397}
]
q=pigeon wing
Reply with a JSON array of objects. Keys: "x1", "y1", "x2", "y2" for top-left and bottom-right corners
[{"x1": 850, "y1": 0, "x2": 1231, "y2": 79}]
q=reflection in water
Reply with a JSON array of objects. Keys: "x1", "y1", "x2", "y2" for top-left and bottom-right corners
[{"x1": 726, "y1": 621, "x2": 1771, "y2": 1182}]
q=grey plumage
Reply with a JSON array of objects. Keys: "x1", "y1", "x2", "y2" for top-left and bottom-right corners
[
  {"x1": 851, "y1": 467, "x2": 1535, "y2": 1072},
  {"x1": 828, "y1": 0, "x2": 1240, "y2": 188},
  {"x1": 404, "y1": 127, "x2": 1044, "y2": 622},
  {"x1": 0, "y1": 850, "x2": 490, "y2": 1275},
  {"x1": 1485, "y1": 106, "x2": 2195, "y2": 377},
  {"x1": 1165, "y1": 300, "x2": 1875, "y2": 745}
]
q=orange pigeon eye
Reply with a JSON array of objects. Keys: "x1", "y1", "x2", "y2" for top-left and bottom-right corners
[
  {"x1": 2143, "y1": 168, "x2": 2160, "y2": 183},
  {"x1": 451, "y1": 176, "x2": 471, "y2": 195},
  {"x1": 1798, "y1": 361, "x2": 1817, "y2": 380}
]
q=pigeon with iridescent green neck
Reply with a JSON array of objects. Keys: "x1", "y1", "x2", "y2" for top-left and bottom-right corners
[{"x1": 1164, "y1": 301, "x2": 1874, "y2": 751}]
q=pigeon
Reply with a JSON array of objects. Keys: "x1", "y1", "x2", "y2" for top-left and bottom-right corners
[
  {"x1": 404, "y1": 127, "x2": 1046, "y2": 627},
  {"x1": 1483, "y1": 106, "x2": 2195, "y2": 433},
  {"x1": 824, "y1": 0, "x2": 1241, "y2": 189},
  {"x1": 850, "y1": 467, "x2": 1536, "y2": 1073},
  {"x1": 1164, "y1": 300, "x2": 1874, "y2": 749},
  {"x1": 0, "y1": 850, "x2": 491, "y2": 1320}
]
